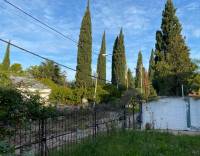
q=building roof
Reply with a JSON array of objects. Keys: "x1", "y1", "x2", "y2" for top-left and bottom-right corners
[{"x1": 10, "y1": 76, "x2": 50, "y2": 90}]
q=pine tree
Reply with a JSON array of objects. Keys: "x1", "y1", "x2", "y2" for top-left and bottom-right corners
[
  {"x1": 148, "y1": 49, "x2": 155, "y2": 82},
  {"x1": 127, "y1": 68, "x2": 135, "y2": 89},
  {"x1": 135, "y1": 51, "x2": 143, "y2": 92},
  {"x1": 111, "y1": 29, "x2": 127, "y2": 89},
  {"x1": 154, "y1": 0, "x2": 195, "y2": 96},
  {"x1": 2, "y1": 42, "x2": 11, "y2": 71},
  {"x1": 75, "y1": 0, "x2": 92, "y2": 87},
  {"x1": 97, "y1": 31, "x2": 106, "y2": 85}
]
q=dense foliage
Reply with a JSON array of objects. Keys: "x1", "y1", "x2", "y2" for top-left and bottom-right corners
[
  {"x1": 0, "y1": 71, "x2": 12, "y2": 87},
  {"x1": 75, "y1": 1, "x2": 92, "y2": 87},
  {"x1": 2, "y1": 42, "x2": 10, "y2": 71},
  {"x1": 135, "y1": 51, "x2": 143, "y2": 91},
  {"x1": 189, "y1": 59, "x2": 200, "y2": 94},
  {"x1": 41, "y1": 78, "x2": 121, "y2": 105},
  {"x1": 127, "y1": 69, "x2": 134, "y2": 89},
  {"x1": 112, "y1": 29, "x2": 127, "y2": 89},
  {"x1": 97, "y1": 32, "x2": 106, "y2": 85},
  {"x1": 0, "y1": 87, "x2": 58, "y2": 125},
  {"x1": 148, "y1": 49, "x2": 155, "y2": 82},
  {"x1": 153, "y1": 0, "x2": 195, "y2": 96},
  {"x1": 10, "y1": 63, "x2": 24, "y2": 75},
  {"x1": 28, "y1": 60, "x2": 66, "y2": 85}
]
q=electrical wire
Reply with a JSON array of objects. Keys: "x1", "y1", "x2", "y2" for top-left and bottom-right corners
[{"x1": 0, "y1": 38, "x2": 112, "y2": 83}]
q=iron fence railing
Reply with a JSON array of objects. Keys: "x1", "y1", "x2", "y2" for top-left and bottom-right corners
[{"x1": 4, "y1": 103, "x2": 140, "y2": 156}]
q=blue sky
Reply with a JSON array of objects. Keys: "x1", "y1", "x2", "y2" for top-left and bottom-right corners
[{"x1": 0, "y1": 0, "x2": 199, "y2": 81}]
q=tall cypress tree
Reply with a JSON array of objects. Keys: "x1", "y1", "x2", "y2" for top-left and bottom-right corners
[
  {"x1": 111, "y1": 36, "x2": 119, "y2": 86},
  {"x1": 148, "y1": 49, "x2": 155, "y2": 82},
  {"x1": 135, "y1": 51, "x2": 143, "y2": 91},
  {"x1": 143, "y1": 68, "x2": 150, "y2": 99},
  {"x1": 111, "y1": 29, "x2": 127, "y2": 88},
  {"x1": 97, "y1": 31, "x2": 106, "y2": 85},
  {"x1": 75, "y1": 0, "x2": 92, "y2": 87},
  {"x1": 2, "y1": 42, "x2": 11, "y2": 71},
  {"x1": 154, "y1": 0, "x2": 195, "y2": 95}
]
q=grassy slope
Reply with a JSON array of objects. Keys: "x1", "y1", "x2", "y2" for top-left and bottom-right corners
[{"x1": 52, "y1": 131, "x2": 200, "y2": 156}]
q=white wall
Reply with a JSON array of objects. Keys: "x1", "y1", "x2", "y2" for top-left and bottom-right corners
[
  {"x1": 142, "y1": 97, "x2": 200, "y2": 130},
  {"x1": 190, "y1": 98, "x2": 200, "y2": 129}
]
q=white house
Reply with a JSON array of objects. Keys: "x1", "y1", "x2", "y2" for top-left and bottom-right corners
[
  {"x1": 10, "y1": 76, "x2": 51, "y2": 103},
  {"x1": 142, "y1": 97, "x2": 200, "y2": 131}
]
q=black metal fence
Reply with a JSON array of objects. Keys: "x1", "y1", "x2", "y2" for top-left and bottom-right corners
[{"x1": 5, "y1": 102, "x2": 140, "y2": 156}]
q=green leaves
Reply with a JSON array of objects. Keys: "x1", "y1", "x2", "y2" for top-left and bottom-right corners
[
  {"x1": 154, "y1": 0, "x2": 195, "y2": 96},
  {"x1": 97, "y1": 32, "x2": 106, "y2": 85},
  {"x1": 111, "y1": 29, "x2": 127, "y2": 89},
  {"x1": 135, "y1": 51, "x2": 143, "y2": 90},
  {"x1": 2, "y1": 42, "x2": 10, "y2": 71},
  {"x1": 28, "y1": 61, "x2": 66, "y2": 86},
  {"x1": 76, "y1": 1, "x2": 92, "y2": 87}
]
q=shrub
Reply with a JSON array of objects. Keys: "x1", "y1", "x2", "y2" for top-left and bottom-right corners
[
  {"x1": 0, "y1": 71, "x2": 12, "y2": 87},
  {"x1": 50, "y1": 86, "x2": 74, "y2": 105},
  {"x1": 0, "y1": 140, "x2": 14, "y2": 155},
  {"x1": 39, "y1": 79, "x2": 123, "y2": 105},
  {"x1": 0, "y1": 87, "x2": 58, "y2": 125}
]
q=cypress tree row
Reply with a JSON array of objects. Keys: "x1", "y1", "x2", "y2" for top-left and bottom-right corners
[
  {"x1": 75, "y1": 0, "x2": 92, "y2": 87},
  {"x1": 111, "y1": 29, "x2": 127, "y2": 89},
  {"x1": 135, "y1": 51, "x2": 143, "y2": 91},
  {"x1": 154, "y1": 0, "x2": 195, "y2": 96},
  {"x1": 2, "y1": 42, "x2": 11, "y2": 71},
  {"x1": 97, "y1": 31, "x2": 106, "y2": 85}
]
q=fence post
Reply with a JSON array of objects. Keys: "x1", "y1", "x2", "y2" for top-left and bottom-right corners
[
  {"x1": 93, "y1": 105, "x2": 97, "y2": 138},
  {"x1": 132, "y1": 101, "x2": 135, "y2": 129},
  {"x1": 139, "y1": 100, "x2": 143, "y2": 129},
  {"x1": 39, "y1": 116, "x2": 47, "y2": 156},
  {"x1": 123, "y1": 104, "x2": 127, "y2": 130}
]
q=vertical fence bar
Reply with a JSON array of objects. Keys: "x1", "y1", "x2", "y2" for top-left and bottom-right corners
[
  {"x1": 123, "y1": 104, "x2": 127, "y2": 129},
  {"x1": 139, "y1": 100, "x2": 143, "y2": 129},
  {"x1": 132, "y1": 102, "x2": 135, "y2": 129},
  {"x1": 93, "y1": 106, "x2": 97, "y2": 138}
]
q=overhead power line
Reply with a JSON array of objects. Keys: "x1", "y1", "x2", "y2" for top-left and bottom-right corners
[
  {"x1": 3, "y1": 0, "x2": 78, "y2": 45},
  {"x1": 3, "y1": 0, "x2": 112, "y2": 62},
  {"x1": 0, "y1": 38, "x2": 112, "y2": 83}
]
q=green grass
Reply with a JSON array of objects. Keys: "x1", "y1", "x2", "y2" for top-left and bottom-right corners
[{"x1": 50, "y1": 130, "x2": 200, "y2": 156}]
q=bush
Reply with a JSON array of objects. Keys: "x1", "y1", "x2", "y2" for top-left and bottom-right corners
[
  {"x1": 50, "y1": 86, "x2": 75, "y2": 105},
  {"x1": 0, "y1": 71, "x2": 12, "y2": 87},
  {"x1": 39, "y1": 79, "x2": 122, "y2": 105},
  {"x1": 0, "y1": 87, "x2": 58, "y2": 125},
  {"x1": 0, "y1": 140, "x2": 14, "y2": 155},
  {"x1": 10, "y1": 63, "x2": 24, "y2": 76}
]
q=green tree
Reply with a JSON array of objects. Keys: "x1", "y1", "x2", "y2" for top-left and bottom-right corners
[
  {"x1": 135, "y1": 51, "x2": 143, "y2": 91},
  {"x1": 111, "y1": 29, "x2": 127, "y2": 89},
  {"x1": 28, "y1": 61, "x2": 65, "y2": 85},
  {"x1": 10, "y1": 63, "x2": 23, "y2": 75},
  {"x1": 127, "y1": 69, "x2": 135, "y2": 89},
  {"x1": 148, "y1": 49, "x2": 155, "y2": 82},
  {"x1": 0, "y1": 72, "x2": 12, "y2": 87},
  {"x1": 154, "y1": 0, "x2": 195, "y2": 96},
  {"x1": 112, "y1": 36, "x2": 119, "y2": 86},
  {"x1": 97, "y1": 31, "x2": 106, "y2": 85},
  {"x1": 75, "y1": 0, "x2": 92, "y2": 87},
  {"x1": 2, "y1": 42, "x2": 11, "y2": 71}
]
